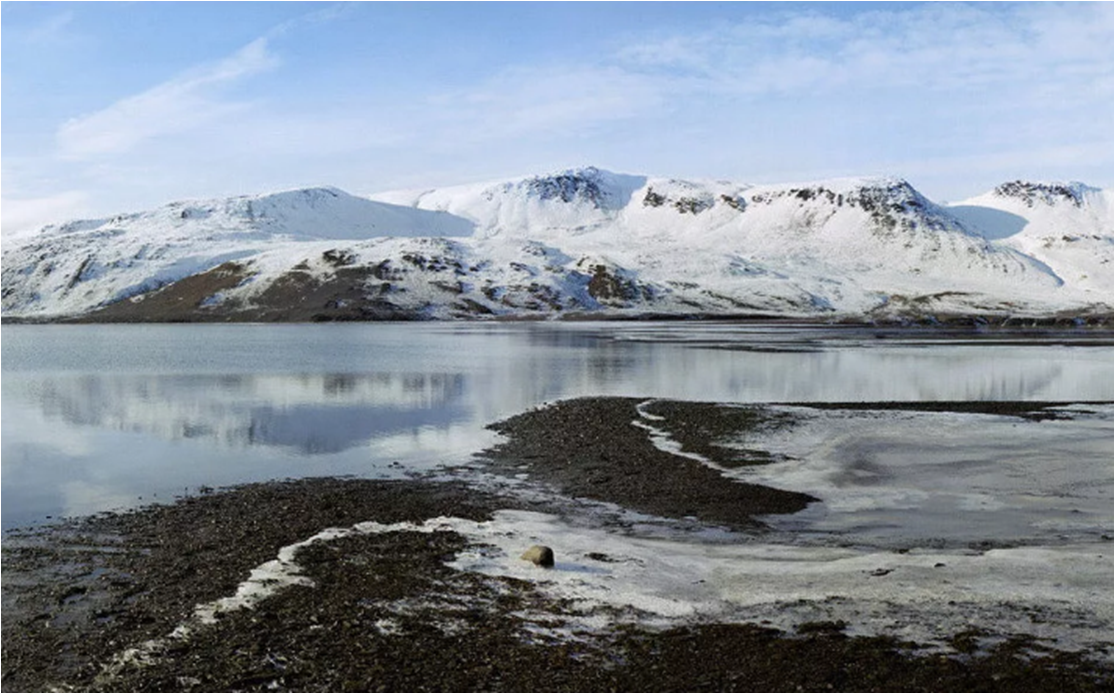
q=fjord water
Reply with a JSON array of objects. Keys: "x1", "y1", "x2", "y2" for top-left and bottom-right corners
[{"x1": 2, "y1": 322, "x2": 1111, "y2": 533}]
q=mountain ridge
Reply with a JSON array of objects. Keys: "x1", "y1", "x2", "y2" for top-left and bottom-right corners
[{"x1": 2, "y1": 167, "x2": 1111, "y2": 323}]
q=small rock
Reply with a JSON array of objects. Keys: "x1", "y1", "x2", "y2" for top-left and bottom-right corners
[{"x1": 520, "y1": 545, "x2": 555, "y2": 568}]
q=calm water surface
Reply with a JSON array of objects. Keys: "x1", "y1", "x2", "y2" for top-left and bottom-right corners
[{"x1": 2, "y1": 322, "x2": 1111, "y2": 530}]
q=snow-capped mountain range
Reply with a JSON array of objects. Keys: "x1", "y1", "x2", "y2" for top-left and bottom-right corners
[{"x1": 2, "y1": 167, "x2": 1111, "y2": 322}]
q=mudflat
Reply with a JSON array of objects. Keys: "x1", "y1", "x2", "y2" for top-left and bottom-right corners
[{"x1": 2, "y1": 398, "x2": 1111, "y2": 692}]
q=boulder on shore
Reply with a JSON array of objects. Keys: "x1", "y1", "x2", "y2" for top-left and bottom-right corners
[{"x1": 520, "y1": 545, "x2": 555, "y2": 568}]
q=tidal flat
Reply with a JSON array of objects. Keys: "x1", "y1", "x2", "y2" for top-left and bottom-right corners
[{"x1": 2, "y1": 397, "x2": 1111, "y2": 692}]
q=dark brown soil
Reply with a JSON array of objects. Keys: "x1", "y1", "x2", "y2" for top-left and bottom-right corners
[
  {"x1": 79, "y1": 261, "x2": 254, "y2": 322},
  {"x1": 77, "y1": 262, "x2": 428, "y2": 323}
]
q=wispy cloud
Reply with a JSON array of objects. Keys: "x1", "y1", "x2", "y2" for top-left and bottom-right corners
[
  {"x1": 6, "y1": 1, "x2": 1107, "y2": 231},
  {"x1": 56, "y1": 38, "x2": 279, "y2": 158},
  {"x1": 616, "y1": 3, "x2": 1113, "y2": 98},
  {"x1": 0, "y1": 190, "x2": 92, "y2": 236},
  {"x1": 428, "y1": 64, "x2": 663, "y2": 146},
  {"x1": 0, "y1": 155, "x2": 80, "y2": 234},
  {"x1": 20, "y1": 9, "x2": 77, "y2": 45},
  {"x1": 414, "y1": 3, "x2": 1111, "y2": 155},
  {"x1": 267, "y1": 1, "x2": 356, "y2": 39}
]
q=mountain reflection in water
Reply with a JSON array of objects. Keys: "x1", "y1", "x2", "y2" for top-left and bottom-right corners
[
  {"x1": 32, "y1": 373, "x2": 468, "y2": 454},
  {"x1": 2, "y1": 322, "x2": 1111, "y2": 528}
]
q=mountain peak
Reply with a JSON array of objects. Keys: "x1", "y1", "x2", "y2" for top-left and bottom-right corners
[
  {"x1": 991, "y1": 180, "x2": 1091, "y2": 208},
  {"x1": 249, "y1": 185, "x2": 347, "y2": 203},
  {"x1": 516, "y1": 166, "x2": 646, "y2": 211},
  {"x1": 524, "y1": 167, "x2": 607, "y2": 205},
  {"x1": 745, "y1": 176, "x2": 931, "y2": 213}
]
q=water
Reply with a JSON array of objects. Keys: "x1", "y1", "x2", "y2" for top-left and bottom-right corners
[
  {"x1": 734, "y1": 403, "x2": 1113, "y2": 548},
  {"x1": 3, "y1": 321, "x2": 1112, "y2": 651},
  {"x1": 2, "y1": 322, "x2": 1111, "y2": 530}
]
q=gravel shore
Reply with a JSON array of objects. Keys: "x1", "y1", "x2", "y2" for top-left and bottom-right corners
[
  {"x1": 2, "y1": 398, "x2": 1111, "y2": 692},
  {"x1": 483, "y1": 397, "x2": 817, "y2": 530}
]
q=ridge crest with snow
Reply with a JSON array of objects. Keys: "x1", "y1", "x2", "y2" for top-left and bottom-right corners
[{"x1": 3, "y1": 168, "x2": 1111, "y2": 323}]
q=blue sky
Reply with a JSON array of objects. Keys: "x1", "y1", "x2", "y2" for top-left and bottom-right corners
[{"x1": 3, "y1": 1, "x2": 1112, "y2": 233}]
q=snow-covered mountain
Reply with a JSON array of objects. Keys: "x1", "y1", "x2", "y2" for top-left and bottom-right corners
[
  {"x1": 0, "y1": 187, "x2": 473, "y2": 319},
  {"x1": 948, "y1": 181, "x2": 1113, "y2": 298},
  {"x1": 2, "y1": 168, "x2": 1111, "y2": 323}
]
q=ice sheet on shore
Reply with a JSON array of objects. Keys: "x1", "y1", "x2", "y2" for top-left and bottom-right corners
[
  {"x1": 142, "y1": 506, "x2": 1109, "y2": 660},
  {"x1": 446, "y1": 508, "x2": 1111, "y2": 652},
  {"x1": 418, "y1": 399, "x2": 1110, "y2": 652},
  {"x1": 720, "y1": 404, "x2": 1114, "y2": 548},
  {"x1": 167, "y1": 501, "x2": 1110, "y2": 657}
]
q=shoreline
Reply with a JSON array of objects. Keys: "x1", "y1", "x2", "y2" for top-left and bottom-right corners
[
  {"x1": 3, "y1": 476, "x2": 1111, "y2": 693},
  {"x1": 3, "y1": 398, "x2": 1112, "y2": 692},
  {"x1": 2, "y1": 311, "x2": 1113, "y2": 329}
]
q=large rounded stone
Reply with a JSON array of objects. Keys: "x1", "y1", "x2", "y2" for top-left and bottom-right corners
[{"x1": 520, "y1": 545, "x2": 555, "y2": 568}]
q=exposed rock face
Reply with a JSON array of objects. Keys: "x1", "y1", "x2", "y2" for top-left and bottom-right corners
[
  {"x1": 673, "y1": 196, "x2": 713, "y2": 215},
  {"x1": 749, "y1": 179, "x2": 967, "y2": 235},
  {"x1": 581, "y1": 261, "x2": 646, "y2": 306},
  {"x1": 640, "y1": 183, "x2": 721, "y2": 215},
  {"x1": 520, "y1": 545, "x2": 555, "y2": 568},
  {"x1": 719, "y1": 193, "x2": 745, "y2": 211},
  {"x1": 993, "y1": 181, "x2": 1085, "y2": 208},
  {"x1": 643, "y1": 188, "x2": 666, "y2": 208},
  {"x1": 526, "y1": 168, "x2": 607, "y2": 206}
]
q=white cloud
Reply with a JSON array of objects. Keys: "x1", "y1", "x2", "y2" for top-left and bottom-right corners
[
  {"x1": 22, "y1": 10, "x2": 76, "y2": 44},
  {"x1": 600, "y1": 2, "x2": 1112, "y2": 199},
  {"x1": 56, "y1": 38, "x2": 279, "y2": 158},
  {"x1": 266, "y1": 2, "x2": 357, "y2": 39},
  {"x1": 1, "y1": 190, "x2": 92, "y2": 236},
  {"x1": 4, "y1": 7, "x2": 82, "y2": 47},
  {"x1": 423, "y1": 64, "x2": 664, "y2": 149},
  {"x1": 615, "y1": 3, "x2": 1113, "y2": 99}
]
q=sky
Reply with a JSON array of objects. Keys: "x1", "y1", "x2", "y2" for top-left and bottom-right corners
[{"x1": 2, "y1": 1, "x2": 1112, "y2": 234}]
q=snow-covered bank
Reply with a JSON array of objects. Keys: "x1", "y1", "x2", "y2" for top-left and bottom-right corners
[{"x1": 448, "y1": 509, "x2": 1112, "y2": 654}]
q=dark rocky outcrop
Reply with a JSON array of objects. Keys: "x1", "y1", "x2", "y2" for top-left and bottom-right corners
[{"x1": 994, "y1": 181, "x2": 1085, "y2": 208}]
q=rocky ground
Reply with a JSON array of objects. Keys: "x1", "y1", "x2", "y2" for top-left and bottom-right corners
[
  {"x1": 2, "y1": 399, "x2": 1112, "y2": 692},
  {"x1": 483, "y1": 398, "x2": 817, "y2": 531}
]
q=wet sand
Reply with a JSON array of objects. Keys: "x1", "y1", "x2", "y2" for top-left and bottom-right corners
[{"x1": 2, "y1": 399, "x2": 1111, "y2": 692}]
